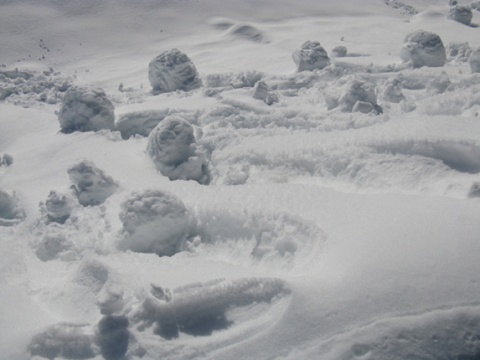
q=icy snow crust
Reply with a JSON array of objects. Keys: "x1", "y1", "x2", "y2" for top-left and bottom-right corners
[{"x1": 1, "y1": 0, "x2": 480, "y2": 359}]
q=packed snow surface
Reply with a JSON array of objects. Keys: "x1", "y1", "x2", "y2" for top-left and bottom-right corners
[{"x1": 1, "y1": 0, "x2": 480, "y2": 359}]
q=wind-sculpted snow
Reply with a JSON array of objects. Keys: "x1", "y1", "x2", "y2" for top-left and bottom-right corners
[
  {"x1": 400, "y1": 30, "x2": 446, "y2": 68},
  {"x1": 58, "y1": 86, "x2": 115, "y2": 133},
  {"x1": 118, "y1": 189, "x2": 191, "y2": 256},
  {"x1": 300, "y1": 305, "x2": 480, "y2": 360},
  {"x1": 148, "y1": 49, "x2": 202, "y2": 94},
  {"x1": 131, "y1": 277, "x2": 289, "y2": 339},
  {"x1": 147, "y1": 115, "x2": 210, "y2": 184},
  {"x1": 68, "y1": 160, "x2": 118, "y2": 207}
]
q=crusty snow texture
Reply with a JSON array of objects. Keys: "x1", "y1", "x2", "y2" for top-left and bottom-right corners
[
  {"x1": 400, "y1": 30, "x2": 446, "y2": 68},
  {"x1": 292, "y1": 41, "x2": 330, "y2": 72},
  {"x1": 469, "y1": 48, "x2": 480, "y2": 73},
  {"x1": 68, "y1": 160, "x2": 118, "y2": 206},
  {"x1": 447, "y1": 5, "x2": 473, "y2": 25},
  {"x1": 118, "y1": 189, "x2": 190, "y2": 256},
  {"x1": 148, "y1": 49, "x2": 202, "y2": 93},
  {"x1": 58, "y1": 86, "x2": 115, "y2": 133},
  {"x1": 147, "y1": 116, "x2": 210, "y2": 184}
]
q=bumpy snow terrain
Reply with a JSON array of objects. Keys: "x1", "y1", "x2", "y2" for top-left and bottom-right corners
[{"x1": 1, "y1": 0, "x2": 480, "y2": 359}]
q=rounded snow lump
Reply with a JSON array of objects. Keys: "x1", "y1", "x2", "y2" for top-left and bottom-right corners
[
  {"x1": 469, "y1": 48, "x2": 480, "y2": 73},
  {"x1": 118, "y1": 190, "x2": 190, "y2": 256},
  {"x1": 447, "y1": 5, "x2": 473, "y2": 25},
  {"x1": 148, "y1": 49, "x2": 202, "y2": 93},
  {"x1": 400, "y1": 30, "x2": 446, "y2": 68},
  {"x1": 292, "y1": 41, "x2": 330, "y2": 72},
  {"x1": 58, "y1": 86, "x2": 115, "y2": 133},
  {"x1": 147, "y1": 116, "x2": 210, "y2": 184}
]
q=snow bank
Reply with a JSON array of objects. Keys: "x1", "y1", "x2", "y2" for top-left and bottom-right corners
[
  {"x1": 68, "y1": 160, "x2": 118, "y2": 206},
  {"x1": 470, "y1": 48, "x2": 480, "y2": 73},
  {"x1": 147, "y1": 115, "x2": 210, "y2": 184},
  {"x1": 292, "y1": 41, "x2": 330, "y2": 72},
  {"x1": 131, "y1": 278, "x2": 288, "y2": 339},
  {"x1": 447, "y1": 5, "x2": 473, "y2": 26},
  {"x1": 118, "y1": 189, "x2": 191, "y2": 256},
  {"x1": 58, "y1": 86, "x2": 115, "y2": 133},
  {"x1": 400, "y1": 30, "x2": 446, "y2": 68},
  {"x1": 0, "y1": 189, "x2": 25, "y2": 226},
  {"x1": 325, "y1": 77, "x2": 381, "y2": 113},
  {"x1": 148, "y1": 49, "x2": 202, "y2": 93}
]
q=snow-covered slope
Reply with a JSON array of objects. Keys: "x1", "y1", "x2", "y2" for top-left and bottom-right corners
[{"x1": 1, "y1": 0, "x2": 480, "y2": 359}]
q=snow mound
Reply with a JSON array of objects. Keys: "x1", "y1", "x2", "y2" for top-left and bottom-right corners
[
  {"x1": 0, "y1": 189, "x2": 25, "y2": 226},
  {"x1": 43, "y1": 190, "x2": 77, "y2": 224},
  {"x1": 470, "y1": 48, "x2": 480, "y2": 73},
  {"x1": 29, "y1": 323, "x2": 94, "y2": 360},
  {"x1": 58, "y1": 86, "x2": 115, "y2": 133},
  {"x1": 115, "y1": 109, "x2": 169, "y2": 139},
  {"x1": 446, "y1": 42, "x2": 472, "y2": 63},
  {"x1": 448, "y1": 5, "x2": 473, "y2": 26},
  {"x1": 67, "y1": 160, "x2": 118, "y2": 206},
  {"x1": 148, "y1": 49, "x2": 202, "y2": 94},
  {"x1": 293, "y1": 41, "x2": 330, "y2": 72},
  {"x1": 311, "y1": 306, "x2": 480, "y2": 360},
  {"x1": 331, "y1": 45, "x2": 348, "y2": 58},
  {"x1": 131, "y1": 277, "x2": 289, "y2": 339},
  {"x1": 400, "y1": 30, "x2": 446, "y2": 68},
  {"x1": 226, "y1": 23, "x2": 268, "y2": 43},
  {"x1": 325, "y1": 77, "x2": 381, "y2": 113},
  {"x1": 147, "y1": 115, "x2": 210, "y2": 184},
  {"x1": 118, "y1": 189, "x2": 191, "y2": 256}
]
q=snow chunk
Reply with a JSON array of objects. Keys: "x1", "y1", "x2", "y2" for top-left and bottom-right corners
[
  {"x1": 29, "y1": 323, "x2": 94, "y2": 359},
  {"x1": 131, "y1": 278, "x2": 289, "y2": 339},
  {"x1": 331, "y1": 45, "x2": 348, "y2": 58},
  {"x1": 147, "y1": 116, "x2": 210, "y2": 184},
  {"x1": 448, "y1": 5, "x2": 473, "y2": 25},
  {"x1": 115, "y1": 109, "x2": 169, "y2": 139},
  {"x1": 0, "y1": 153, "x2": 13, "y2": 166},
  {"x1": 379, "y1": 77, "x2": 405, "y2": 103},
  {"x1": 148, "y1": 49, "x2": 202, "y2": 94},
  {"x1": 325, "y1": 77, "x2": 381, "y2": 113},
  {"x1": 0, "y1": 189, "x2": 25, "y2": 226},
  {"x1": 469, "y1": 48, "x2": 480, "y2": 73},
  {"x1": 472, "y1": 0, "x2": 480, "y2": 11},
  {"x1": 43, "y1": 190, "x2": 77, "y2": 224},
  {"x1": 95, "y1": 315, "x2": 129, "y2": 360},
  {"x1": 253, "y1": 81, "x2": 279, "y2": 105},
  {"x1": 468, "y1": 182, "x2": 480, "y2": 198},
  {"x1": 58, "y1": 86, "x2": 115, "y2": 133},
  {"x1": 293, "y1": 41, "x2": 330, "y2": 72},
  {"x1": 118, "y1": 189, "x2": 191, "y2": 256},
  {"x1": 68, "y1": 160, "x2": 118, "y2": 206},
  {"x1": 400, "y1": 30, "x2": 446, "y2": 68},
  {"x1": 33, "y1": 231, "x2": 76, "y2": 262}
]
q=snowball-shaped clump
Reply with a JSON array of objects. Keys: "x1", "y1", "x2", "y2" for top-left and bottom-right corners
[
  {"x1": 148, "y1": 49, "x2": 202, "y2": 93},
  {"x1": 400, "y1": 30, "x2": 446, "y2": 68},
  {"x1": 448, "y1": 5, "x2": 473, "y2": 25},
  {"x1": 118, "y1": 190, "x2": 190, "y2": 256},
  {"x1": 331, "y1": 45, "x2": 348, "y2": 58},
  {"x1": 147, "y1": 116, "x2": 210, "y2": 184},
  {"x1": 58, "y1": 86, "x2": 115, "y2": 133},
  {"x1": 68, "y1": 160, "x2": 118, "y2": 206},
  {"x1": 469, "y1": 48, "x2": 480, "y2": 73},
  {"x1": 292, "y1": 41, "x2": 330, "y2": 72},
  {"x1": 326, "y1": 78, "x2": 381, "y2": 114},
  {"x1": 44, "y1": 190, "x2": 77, "y2": 224},
  {"x1": 0, "y1": 189, "x2": 25, "y2": 226}
]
